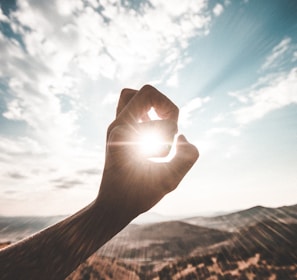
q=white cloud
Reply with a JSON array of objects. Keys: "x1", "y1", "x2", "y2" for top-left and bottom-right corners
[
  {"x1": 293, "y1": 51, "x2": 297, "y2": 62},
  {"x1": 233, "y1": 68, "x2": 297, "y2": 124},
  {"x1": 212, "y1": 113, "x2": 225, "y2": 123},
  {"x1": 0, "y1": 136, "x2": 45, "y2": 158},
  {"x1": 229, "y1": 91, "x2": 249, "y2": 104},
  {"x1": 261, "y1": 37, "x2": 291, "y2": 70},
  {"x1": 166, "y1": 73, "x2": 179, "y2": 87},
  {"x1": 0, "y1": 7, "x2": 9, "y2": 22},
  {"x1": 206, "y1": 127, "x2": 240, "y2": 137},
  {"x1": 180, "y1": 96, "x2": 210, "y2": 126},
  {"x1": 230, "y1": 37, "x2": 297, "y2": 125},
  {"x1": 0, "y1": 0, "x2": 213, "y2": 214},
  {"x1": 213, "y1": 3, "x2": 224, "y2": 17},
  {"x1": 102, "y1": 92, "x2": 119, "y2": 105},
  {"x1": 1, "y1": 0, "x2": 211, "y2": 147},
  {"x1": 0, "y1": 134, "x2": 102, "y2": 215}
]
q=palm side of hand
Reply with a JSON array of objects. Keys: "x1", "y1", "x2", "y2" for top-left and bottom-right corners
[
  {"x1": 100, "y1": 124, "x2": 176, "y2": 216},
  {"x1": 97, "y1": 85, "x2": 198, "y2": 220}
]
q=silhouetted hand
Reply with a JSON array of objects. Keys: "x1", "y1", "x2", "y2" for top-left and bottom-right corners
[
  {"x1": 0, "y1": 85, "x2": 198, "y2": 280},
  {"x1": 97, "y1": 85, "x2": 199, "y2": 221}
]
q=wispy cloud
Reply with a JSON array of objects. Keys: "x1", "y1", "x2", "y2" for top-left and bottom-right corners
[
  {"x1": 1, "y1": 0, "x2": 211, "y2": 148},
  {"x1": 293, "y1": 51, "x2": 297, "y2": 62},
  {"x1": 52, "y1": 177, "x2": 83, "y2": 189},
  {"x1": 261, "y1": 37, "x2": 291, "y2": 70},
  {"x1": 179, "y1": 96, "x2": 210, "y2": 126},
  {"x1": 232, "y1": 67, "x2": 297, "y2": 124},
  {"x1": 0, "y1": 0, "x2": 214, "y2": 214},
  {"x1": 77, "y1": 168, "x2": 101, "y2": 176},
  {"x1": 206, "y1": 127, "x2": 240, "y2": 137},
  {"x1": 229, "y1": 37, "x2": 297, "y2": 125},
  {"x1": 212, "y1": 113, "x2": 226, "y2": 123},
  {"x1": 6, "y1": 171, "x2": 27, "y2": 180}
]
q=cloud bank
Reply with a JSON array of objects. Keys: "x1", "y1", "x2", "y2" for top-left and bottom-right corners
[{"x1": 0, "y1": 0, "x2": 214, "y2": 215}]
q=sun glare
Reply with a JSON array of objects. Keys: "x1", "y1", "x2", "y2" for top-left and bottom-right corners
[
  {"x1": 138, "y1": 131, "x2": 166, "y2": 156},
  {"x1": 137, "y1": 131, "x2": 178, "y2": 162},
  {"x1": 136, "y1": 107, "x2": 177, "y2": 162},
  {"x1": 147, "y1": 107, "x2": 161, "y2": 120}
]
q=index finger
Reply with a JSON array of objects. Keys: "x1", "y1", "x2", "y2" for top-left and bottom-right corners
[
  {"x1": 117, "y1": 85, "x2": 179, "y2": 124},
  {"x1": 116, "y1": 88, "x2": 138, "y2": 117}
]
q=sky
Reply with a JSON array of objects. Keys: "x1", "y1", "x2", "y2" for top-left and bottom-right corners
[{"x1": 0, "y1": 0, "x2": 296, "y2": 217}]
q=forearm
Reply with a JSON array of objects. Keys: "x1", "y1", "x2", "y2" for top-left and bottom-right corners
[{"x1": 0, "y1": 199, "x2": 131, "y2": 280}]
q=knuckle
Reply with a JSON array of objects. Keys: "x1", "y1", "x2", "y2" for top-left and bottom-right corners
[
  {"x1": 173, "y1": 103, "x2": 179, "y2": 114},
  {"x1": 140, "y1": 84, "x2": 155, "y2": 92},
  {"x1": 190, "y1": 145, "x2": 199, "y2": 162},
  {"x1": 120, "y1": 88, "x2": 130, "y2": 97},
  {"x1": 107, "y1": 122, "x2": 115, "y2": 137},
  {"x1": 108, "y1": 125, "x2": 125, "y2": 141}
]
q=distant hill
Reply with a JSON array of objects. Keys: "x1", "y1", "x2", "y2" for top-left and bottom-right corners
[
  {"x1": 183, "y1": 204, "x2": 297, "y2": 231},
  {"x1": 0, "y1": 215, "x2": 66, "y2": 242},
  {"x1": 69, "y1": 218, "x2": 297, "y2": 280},
  {"x1": 99, "y1": 221, "x2": 231, "y2": 260},
  {"x1": 1, "y1": 204, "x2": 296, "y2": 279},
  {"x1": 1, "y1": 204, "x2": 296, "y2": 243}
]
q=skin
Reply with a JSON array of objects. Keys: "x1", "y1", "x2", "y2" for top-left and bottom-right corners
[{"x1": 0, "y1": 85, "x2": 199, "y2": 280}]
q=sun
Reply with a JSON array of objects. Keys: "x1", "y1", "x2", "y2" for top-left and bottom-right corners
[
  {"x1": 136, "y1": 107, "x2": 176, "y2": 161},
  {"x1": 137, "y1": 130, "x2": 167, "y2": 156}
]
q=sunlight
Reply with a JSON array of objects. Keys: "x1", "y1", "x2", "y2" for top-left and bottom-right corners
[
  {"x1": 137, "y1": 132, "x2": 177, "y2": 162},
  {"x1": 147, "y1": 107, "x2": 161, "y2": 120},
  {"x1": 137, "y1": 107, "x2": 177, "y2": 162},
  {"x1": 138, "y1": 130, "x2": 166, "y2": 156}
]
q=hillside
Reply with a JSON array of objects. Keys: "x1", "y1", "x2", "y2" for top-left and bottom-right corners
[
  {"x1": 1, "y1": 204, "x2": 296, "y2": 242},
  {"x1": 99, "y1": 221, "x2": 231, "y2": 260},
  {"x1": 184, "y1": 204, "x2": 297, "y2": 231},
  {"x1": 228, "y1": 220, "x2": 297, "y2": 264},
  {"x1": 1, "y1": 204, "x2": 296, "y2": 279},
  {"x1": 68, "y1": 219, "x2": 297, "y2": 279},
  {"x1": 0, "y1": 216, "x2": 66, "y2": 242},
  {"x1": 67, "y1": 255, "x2": 141, "y2": 280},
  {"x1": 156, "y1": 220, "x2": 297, "y2": 280}
]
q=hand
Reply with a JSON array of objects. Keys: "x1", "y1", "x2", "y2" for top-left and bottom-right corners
[
  {"x1": 0, "y1": 85, "x2": 199, "y2": 280},
  {"x1": 97, "y1": 85, "x2": 199, "y2": 221}
]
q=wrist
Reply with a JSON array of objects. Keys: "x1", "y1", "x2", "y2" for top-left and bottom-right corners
[{"x1": 93, "y1": 195, "x2": 135, "y2": 239}]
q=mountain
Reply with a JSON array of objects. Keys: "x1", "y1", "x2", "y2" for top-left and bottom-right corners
[
  {"x1": 1, "y1": 204, "x2": 297, "y2": 279},
  {"x1": 67, "y1": 255, "x2": 141, "y2": 280},
  {"x1": 183, "y1": 204, "x2": 297, "y2": 231},
  {"x1": 68, "y1": 218, "x2": 297, "y2": 280},
  {"x1": 228, "y1": 220, "x2": 297, "y2": 264},
  {"x1": 0, "y1": 215, "x2": 66, "y2": 242},
  {"x1": 99, "y1": 221, "x2": 231, "y2": 260},
  {"x1": 156, "y1": 220, "x2": 297, "y2": 280},
  {"x1": 1, "y1": 204, "x2": 296, "y2": 243}
]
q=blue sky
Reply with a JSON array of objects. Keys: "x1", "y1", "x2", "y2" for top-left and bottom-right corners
[{"x1": 0, "y1": 0, "x2": 296, "y2": 216}]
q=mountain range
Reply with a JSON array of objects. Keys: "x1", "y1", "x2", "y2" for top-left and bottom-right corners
[{"x1": 1, "y1": 204, "x2": 296, "y2": 279}]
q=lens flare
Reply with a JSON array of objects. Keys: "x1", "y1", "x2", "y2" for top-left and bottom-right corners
[{"x1": 138, "y1": 130, "x2": 166, "y2": 156}]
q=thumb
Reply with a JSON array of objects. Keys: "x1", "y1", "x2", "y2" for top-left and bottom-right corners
[{"x1": 165, "y1": 135, "x2": 199, "y2": 191}]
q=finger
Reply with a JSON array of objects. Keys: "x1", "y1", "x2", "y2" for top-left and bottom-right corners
[
  {"x1": 118, "y1": 85, "x2": 179, "y2": 124},
  {"x1": 161, "y1": 135, "x2": 199, "y2": 193},
  {"x1": 107, "y1": 88, "x2": 137, "y2": 140},
  {"x1": 116, "y1": 88, "x2": 138, "y2": 117},
  {"x1": 140, "y1": 112, "x2": 150, "y2": 122}
]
